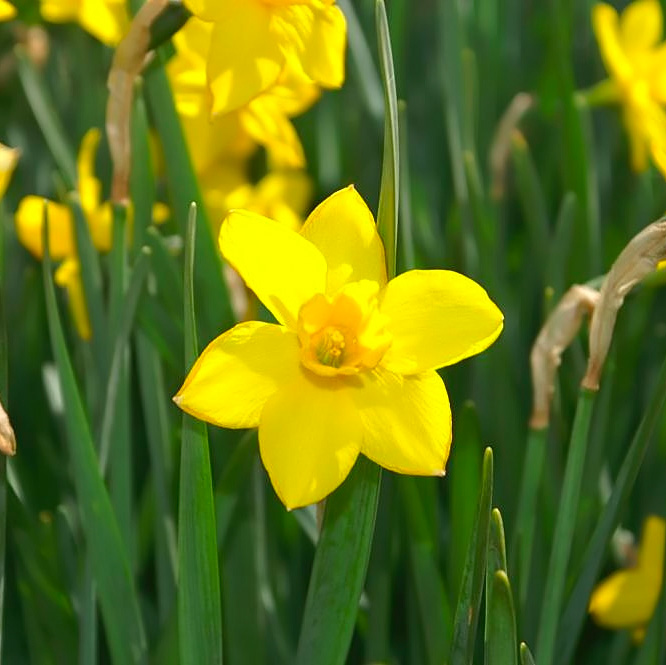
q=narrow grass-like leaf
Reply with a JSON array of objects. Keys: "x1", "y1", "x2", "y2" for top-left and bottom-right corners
[
  {"x1": 177, "y1": 204, "x2": 224, "y2": 665},
  {"x1": 450, "y1": 402, "x2": 483, "y2": 595},
  {"x1": 510, "y1": 134, "x2": 550, "y2": 275},
  {"x1": 400, "y1": 477, "x2": 451, "y2": 665},
  {"x1": 295, "y1": 456, "x2": 381, "y2": 665},
  {"x1": 376, "y1": 0, "x2": 400, "y2": 280},
  {"x1": 558, "y1": 356, "x2": 666, "y2": 662},
  {"x1": 99, "y1": 246, "x2": 152, "y2": 473},
  {"x1": 512, "y1": 426, "x2": 548, "y2": 610},
  {"x1": 42, "y1": 207, "x2": 147, "y2": 664},
  {"x1": 450, "y1": 447, "x2": 494, "y2": 665},
  {"x1": 147, "y1": 2, "x2": 192, "y2": 51},
  {"x1": 135, "y1": 332, "x2": 177, "y2": 623},
  {"x1": 145, "y1": 227, "x2": 184, "y2": 322},
  {"x1": 0, "y1": 207, "x2": 9, "y2": 655},
  {"x1": 485, "y1": 508, "x2": 508, "y2": 647},
  {"x1": 15, "y1": 47, "x2": 77, "y2": 188},
  {"x1": 536, "y1": 388, "x2": 596, "y2": 665},
  {"x1": 70, "y1": 196, "x2": 108, "y2": 379},
  {"x1": 486, "y1": 571, "x2": 518, "y2": 665},
  {"x1": 633, "y1": 543, "x2": 666, "y2": 665},
  {"x1": 397, "y1": 101, "x2": 416, "y2": 272}
]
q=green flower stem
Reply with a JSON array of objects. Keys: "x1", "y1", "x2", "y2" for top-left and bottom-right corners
[
  {"x1": 557, "y1": 354, "x2": 666, "y2": 663},
  {"x1": 512, "y1": 425, "x2": 548, "y2": 610},
  {"x1": 535, "y1": 387, "x2": 597, "y2": 665}
]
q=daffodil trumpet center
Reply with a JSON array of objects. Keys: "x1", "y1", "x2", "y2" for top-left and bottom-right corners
[{"x1": 297, "y1": 280, "x2": 392, "y2": 377}]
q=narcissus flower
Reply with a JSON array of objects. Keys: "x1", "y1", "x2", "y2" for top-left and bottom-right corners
[
  {"x1": 589, "y1": 515, "x2": 665, "y2": 641},
  {"x1": 0, "y1": 142, "x2": 19, "y2": 197},
  {"x1": 591, "y1": 0, "x2": 666, "y2": 175},
  {"x1": 181, "y1": 0, "x2": 346, "y2": 115},
  {"x1": 174, "y1": 186, "x2": 503, "y2": 509},
  {"x1": 40, "y1": 0, "x2": 128, "y2": 46}
]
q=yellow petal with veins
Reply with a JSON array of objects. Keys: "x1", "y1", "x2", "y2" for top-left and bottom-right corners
[
  {"x1": 258, "y1": 369, "x2": 361, "y2": 509},
  {"x1": 379, "y1": 270, "x2": 504, "y2": 375},
  {"x1": 354, "y1": 367, "x2": 451, "y2": 475},
  {"x1": 300, "y1": 186, "x2": 387, "y2": 294},
  {"x1": 219, "y1": 209, "x2": 327, "y2": 328},
  {"x1": 174, "y1": 321, "x2": 301, "y2": 429}
]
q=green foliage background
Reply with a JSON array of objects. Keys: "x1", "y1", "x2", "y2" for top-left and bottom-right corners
[{"x1": 1, "y1": 0, "x2": 666, "y2": 663}]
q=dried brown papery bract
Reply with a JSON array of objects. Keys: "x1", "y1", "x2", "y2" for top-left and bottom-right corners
[
  {"x1": 530, "y1": 285, "x2": 599, "y2": 429},
  {"x1": 582, "y1": 218, "x2": 666, "y2": 391}
]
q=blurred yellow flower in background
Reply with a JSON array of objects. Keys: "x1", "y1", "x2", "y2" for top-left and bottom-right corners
[
  {"x1": 0, "y1": 1, "x2": 16, "y2": 21},
  {"x1": 181, "y1": 0, "x2": 346, "y2": 115},
  {"x1": 589, "y1": 515, "x2": 665, "y2": 640},
  {"x1": 40, "y1": 0, "x2": 128, "y2": 46},
  {"x1": 174, "y1": 186, "x2": 503, "y2": 509},
  {"x1": 0, "y1": 143, "x2": 19, "y2": 198},
  {"x1": 591, "y1": 0, "x2": 666, "y2": 175}
]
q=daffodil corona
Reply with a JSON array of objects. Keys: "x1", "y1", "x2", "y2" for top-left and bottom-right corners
[{"x1": 174, "y1": 187, "x2": 503, "y2": 509}]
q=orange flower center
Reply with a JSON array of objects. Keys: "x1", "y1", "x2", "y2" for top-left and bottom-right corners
[{"x1": 297, "y1": 281, "x2": 392, "y2": 377}]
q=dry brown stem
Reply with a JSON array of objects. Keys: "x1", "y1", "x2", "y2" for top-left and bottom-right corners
[{"x1": 106, "y1": 0, "x2": 167, "y2": 203}]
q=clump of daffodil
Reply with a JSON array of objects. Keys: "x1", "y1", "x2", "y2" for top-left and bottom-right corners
[
  {"x1": 591, "y1": 0, "x2": 666, "y2": 175},
  {"x1": 174, "y1": 186, "x2": 503, "y2": 510},
  {"x1": 40, "y1": 0, "x2": 128, "y2": 47},
  {"x1": 181, "y1": 0, "x2": 346, "y2": 115},
  {"x1": 589, "y1": 515, "x2": 665, "y2": 641},
  {"x1": 169, "y1": 15, "x2": 320, "y2": 172}
]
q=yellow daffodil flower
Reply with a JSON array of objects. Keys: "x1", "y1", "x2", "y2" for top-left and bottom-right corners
[
  {"x1": 174, "y1": 186, "x2": 504, "y2": 510},
  {"x1": 169, "y1": 15, "x2": 318, "y2": 171},
  {"x1": 0, "y1": 1, "x2": 16, "y2": 21},
  {"x1": 0, "y1": 143, "x2": 19, "y2": 198},
  {"x1": 592, "y1": 0, "x2": 666, "y2": 175},
  {"x1": 40, "y1": 0, "x2": 128, "y2": 47},
  {"x1": 181, "y1": 0, "x2": 345, "y2": 115},
  {"x1": 589, "y1": 515, "x2": 665, "y2": 640}
]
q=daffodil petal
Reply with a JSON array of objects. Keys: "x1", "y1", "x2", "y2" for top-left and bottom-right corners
[
  {"x1": 353, "y1": 368, "x2": 450, "y2": 475},
  {"x1": 272, "y1": 3, "x2": 346, "y2": 89},
  {"x1": 379, "y1": 270, "x2": 504, "y2": 375},
  {"x1": 174, "y1": 321, "x2": 300, "y2": 429},
  {"x1": 15, "y1": 196, "x2": 74, "y2": 260},
  {"x1": 259, "y1": 371, "x2": 361, "y2": 509},
  {"x1": 593, "y1": 3, "x2": 634, "y2": 82},
  {"x1": 0, "y1": 142, "x2": 19, "y2": 198},
  {"x1": 589, "y1": 516, "x2": 665, "y2": 630},
  {"x1": 206, "y1": 6, "x2": 284, "y2": 114},
  {"x1": 619, "y1": 0, "x2": 662, "y2": 54},
  {"x1": 219, "y1": 210, "x2": 327, "y2": 328},
  {"x1": 54, "y1": 259, "x2": 92, "y2": 340},
  {"x1": 300, "y1": 186, "x2": 387, "y2": 294}
]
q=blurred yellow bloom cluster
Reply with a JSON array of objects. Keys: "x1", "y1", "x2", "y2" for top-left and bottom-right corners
[
  {"x1": 39, "y1": 0, "x2": 128, "y2": 46},
  {"x1": 167, "y1": 14, "x2": 319, "y2": 231},
  {"x1": 14, "y1": 129, "x2": 166, "y2": 339},
  {"x1": 591, "y1": 0, "x2": 666, "y2": 176},
  {"x1": 589, "y1": 515, "x2": 665, "y2": 641},
  {"x1": 175, "y1": 187, "x2": 504, "y2": 509}
]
